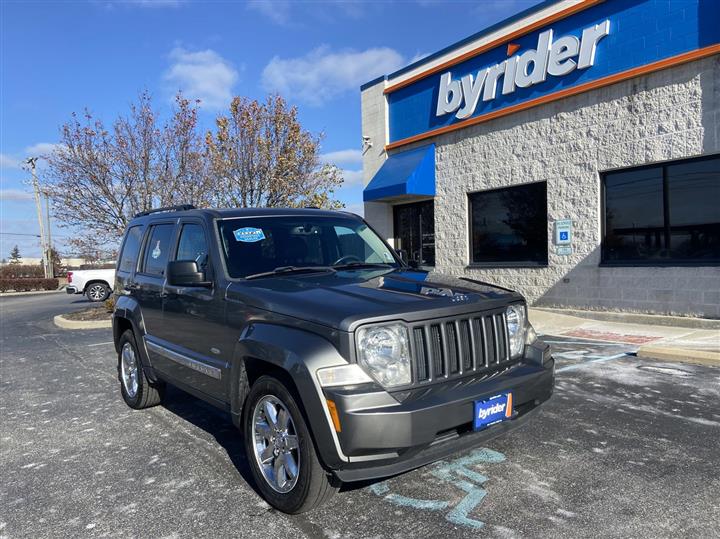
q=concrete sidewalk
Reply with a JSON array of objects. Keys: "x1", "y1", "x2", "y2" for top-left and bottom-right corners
[{"x1": 529, "y1": 308, "x2": 720, "y2": 366}]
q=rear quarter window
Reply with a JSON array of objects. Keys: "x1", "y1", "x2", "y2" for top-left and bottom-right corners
[{"x1": 118, "y1": 225, "x2": 143, "y2": 273}]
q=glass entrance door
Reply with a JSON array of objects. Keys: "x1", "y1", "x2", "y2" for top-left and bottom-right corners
[{"x1": 393, "y1": 200, "x2": 435, "y2": 267}]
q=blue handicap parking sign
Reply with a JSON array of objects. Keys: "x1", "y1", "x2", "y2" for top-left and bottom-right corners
[{"x1": 559, "y1": 231, "x2": 569, "y2": 241}]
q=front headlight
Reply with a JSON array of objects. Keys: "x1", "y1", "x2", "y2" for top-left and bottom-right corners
[
  {"x1": 506, "y1": 304, "x2": 527, "y2": 357},
  {"x1": 356, "y1": 323, "x2": 411, "y2": 388}
]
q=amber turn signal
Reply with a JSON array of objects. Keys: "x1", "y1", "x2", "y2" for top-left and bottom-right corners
[{"x1": 326, "y1": 399, "x2": 342, "y2": 432}]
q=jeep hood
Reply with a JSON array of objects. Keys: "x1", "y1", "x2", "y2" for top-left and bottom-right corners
[{"x1": 225, "y1": 269, "x2": 523, "y2": 332}]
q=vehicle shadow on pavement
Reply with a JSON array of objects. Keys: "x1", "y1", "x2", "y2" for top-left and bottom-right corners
[
  {"x1": 158, "y1": 386, "x2": 263, "y2": 496},
  {"x1": 158, "y1": 386, "x2": 385, "y2": 497}
]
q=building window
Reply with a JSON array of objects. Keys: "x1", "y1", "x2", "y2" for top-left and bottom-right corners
[
  {"x1": 469, "y1": 182, "x2": 548, "y2": 266},
  {"x1": 602, "y1": 154, "x2": 720, "y2": 265}
]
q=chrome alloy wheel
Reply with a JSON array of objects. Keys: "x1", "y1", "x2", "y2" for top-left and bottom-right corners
[
  {"x1": 120, "y1": 342, "x2": 139, "y2": 398},
  {"x1": 88, "y1": 284, "x2": 106, "y2": 301},
  {"x1": 252, "y1": 395, "x2": 300, "y2": 493}
]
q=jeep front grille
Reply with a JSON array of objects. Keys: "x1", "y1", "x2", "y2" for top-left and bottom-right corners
[{"x1": 410, "y1": 311, "x2": 512, "y2": 384}]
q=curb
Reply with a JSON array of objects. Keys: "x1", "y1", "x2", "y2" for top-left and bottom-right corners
[
  {"x1": 637, "y1": 345, "x2": 720, "y2": 367},
  {"x1": 532, "y1": 307, "x2": 720, "y2": 330},
  {"x1": 1, "y1": 289, "x2": 64, "y2": 297},
  {"x1": 53, "y1": 314, "x2": 112, "y2": 330}
]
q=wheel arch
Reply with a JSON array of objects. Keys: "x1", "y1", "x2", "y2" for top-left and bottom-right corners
[
  {"x1": 231, "y1": 323, "x2": 351, "y2": 470},
  {"x1": 83, "y1": 279, "x2": 112, "y2": 293},
  {"x1": 112, "y1": 297, "x2": 160, "y2": 383}
]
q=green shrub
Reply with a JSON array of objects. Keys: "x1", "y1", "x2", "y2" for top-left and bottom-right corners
[{"x1": 0, "y1": 278, "x2": 59, "y2": 292}]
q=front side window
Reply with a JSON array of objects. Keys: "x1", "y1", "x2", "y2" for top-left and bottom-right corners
[
  {"x1": 217, "y1": 216, "x2": 399, "y2": 278},
  {"x1": 469, "y1": 182, "x2": 548, "y2": 266},
  {"x1": 141, "y1": 224, "x2": 175, "y2": 276},
  {"x1": 602, "y1": 155, "x2": 720, "y2": 264},
  {"x1": 118, "y1": 225, "x2": 143, "y2": 273}
]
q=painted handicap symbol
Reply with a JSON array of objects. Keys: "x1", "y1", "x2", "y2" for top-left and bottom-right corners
[{"x1": 368, "y1": 448, "x2": 506, "y2": 529}]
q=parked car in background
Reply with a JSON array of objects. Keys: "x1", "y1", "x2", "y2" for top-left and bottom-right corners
[{"x1": 66, "y1": 267, "x2": 115, "y2": 301}]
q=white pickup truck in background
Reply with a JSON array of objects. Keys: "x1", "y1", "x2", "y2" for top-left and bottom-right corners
[{"x1": 66, "y1": 268, "x2": 116, "y2": 302}]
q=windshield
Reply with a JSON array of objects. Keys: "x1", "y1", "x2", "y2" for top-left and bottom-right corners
[{"x1": 217, "y1": 215, "x2": 400, "y2": 278}]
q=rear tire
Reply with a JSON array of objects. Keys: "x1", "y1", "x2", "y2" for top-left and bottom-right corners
[
  {"x1": 86, "y1": 282, "x2": 110, "y2": 302},
  {"x1": 117, "y1": 330, "x2": 164, "y2": 409},
  {"x1": 243, "y1": 375, "x2": 337, "y2": 513}
]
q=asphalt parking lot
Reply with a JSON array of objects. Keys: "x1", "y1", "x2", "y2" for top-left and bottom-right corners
[{"x1": 1, "y1": 293, "x2": 718, "y2": 538}]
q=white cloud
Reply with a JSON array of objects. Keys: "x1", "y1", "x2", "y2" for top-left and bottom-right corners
[
  {"x1": 320, "y1": 149, "x2": 362, "y2": 167},
  {"x1": 25, "y1": 142, "x2": 61, "y2": 157},
  {"x1": 343, "y1": 202, "x2": 364, "y2": 217},
  {"x1": 164, "y1": 47, "x2": 239, "y2": 111},
  {"x1": 0, "y1": 189, "x2": 34, "y2": 201},
  {"x1": 247, "y1": 0, "x2": 291, "y2": 25},
  {"x1": 0, "y1": 154, "x2": 20, "y2": 169},
  {"x1": 262, "y1": 45, "x2": 405, "y2": 105},
  {"x1": 129, "y1": 0, "x2": 182, "y2": 6},
  {"x1": 340, "y1": 169, "x2": 364, "y2": 187}
]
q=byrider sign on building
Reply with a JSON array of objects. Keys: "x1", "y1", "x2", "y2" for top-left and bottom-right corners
[
  {"x1": 361, "y1": 0, "x2": 720, "y2": 318},
  {"x1": 436, "y1": 20, "x2": 610, "y2": 120}
]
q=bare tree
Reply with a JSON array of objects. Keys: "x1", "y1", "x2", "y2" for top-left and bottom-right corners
[
  {"x1": 206, "y1": 95, "x2": 343, "y2": 209},
  {"x1": 45, "y1": 92, "x2": 344, "y2": 254},
  {"x1": 45, "y1": 92, "x2": 210, "y2": 253}
]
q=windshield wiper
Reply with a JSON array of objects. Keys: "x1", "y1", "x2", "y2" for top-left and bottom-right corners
[
  {"x1": 332, "y1": 262, "x2": 394, "y2": 270},
  {"x1": 244, "y1": 266, "x2": 336, "y2": 280}
]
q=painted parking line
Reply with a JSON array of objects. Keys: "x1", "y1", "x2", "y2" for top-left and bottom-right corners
[
  {"x1": 541, "y1": 339, "x2": 627, "y2": 347},
  {"x1": 556, "y1": 353, "x2": 630, "y2": 372},
  {"x1": 87, "y1": 341, "x2": 114, "y2": 347}
]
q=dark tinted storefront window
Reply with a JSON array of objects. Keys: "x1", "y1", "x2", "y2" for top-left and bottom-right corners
[
  {"x1": 469, "y1": 182, "x2": 547, "y2": 265},
  {"x1": 602, "y1": 155, "x2": 720, "y2": 265},
  {"x1": 393, "y1": 201, "x2": 435, "y2": 266}
]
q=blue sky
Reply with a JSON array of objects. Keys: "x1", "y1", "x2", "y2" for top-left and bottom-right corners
[{"x1": 1, "y1": 0, "x2": 540, "y2": 258}]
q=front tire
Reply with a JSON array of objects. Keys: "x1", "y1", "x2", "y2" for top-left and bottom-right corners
[
  {"x1": 117, "y1": 330, "x2": 164, "y2": 409},
  {"x1": 243, "y1": 375, "x2": 337, "y2": 513},
  {"x1": 86, "y1": 282, "x2": 110, "y2": 302}
]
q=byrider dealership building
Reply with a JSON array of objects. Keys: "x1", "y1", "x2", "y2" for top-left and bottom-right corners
[{"x1": 361, "y1": 0, "x2": 720, "y2": 318}]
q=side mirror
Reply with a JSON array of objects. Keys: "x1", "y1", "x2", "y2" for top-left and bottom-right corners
[{"x1": 167, "y1": 260, "x2": 212, "y2": 288}]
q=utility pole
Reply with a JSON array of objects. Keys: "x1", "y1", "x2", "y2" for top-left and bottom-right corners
[
  {"x1": 26, "y1": 157, "x2": 49, "y2": 279},
  {"x1": 44, "y1": 191, "x2": 54, "y2": 278}
]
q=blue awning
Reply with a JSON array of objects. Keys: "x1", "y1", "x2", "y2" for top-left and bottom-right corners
[{"x1": 363, "y1": 144, "x2": 435, "y2": 202}]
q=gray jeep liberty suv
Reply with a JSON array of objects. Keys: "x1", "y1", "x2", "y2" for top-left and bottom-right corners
[{"x1": 112, "y1": 205, "x2": 554, "y2": 513}]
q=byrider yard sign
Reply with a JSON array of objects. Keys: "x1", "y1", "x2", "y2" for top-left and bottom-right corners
[
  {"x1": 384, "y1": 0, "x2": 720, "y2": 148},
  {"x1": 435, "y1": 21, "x2": 609, "y2": 120}
]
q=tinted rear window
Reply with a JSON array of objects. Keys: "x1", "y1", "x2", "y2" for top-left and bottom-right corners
[{"x1": 118, "y1": 226, "x2": 143, "y2": 273}]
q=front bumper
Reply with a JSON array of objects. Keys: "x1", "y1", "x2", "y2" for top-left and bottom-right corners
[{"x1": 324, "y1": 344, "x2": 554, "y2": 482}]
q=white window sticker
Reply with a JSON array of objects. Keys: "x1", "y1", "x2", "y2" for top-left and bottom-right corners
[
  {"x1": 151, "y1": 240, "x2": 162, "y2": 259},
  {"x1": 233, "y1": 227, "x2": 266, "y2": 243}
]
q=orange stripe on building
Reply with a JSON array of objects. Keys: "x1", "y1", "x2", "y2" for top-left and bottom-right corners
[
  {"x1": 384, "y1": 0, "x2": 605, "y2": 95},
  {"x1": 385, "y1": 44, "x2": 720, "y2": 152}
]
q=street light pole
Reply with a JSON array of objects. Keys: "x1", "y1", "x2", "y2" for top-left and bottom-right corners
[{"x1": 26, "y1": 157, "x2": 49, "y2": 279}]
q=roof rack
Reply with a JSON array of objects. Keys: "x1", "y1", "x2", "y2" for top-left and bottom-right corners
[{"x1": 134, "y1": 204, "x2": 196, "y2": 218}]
